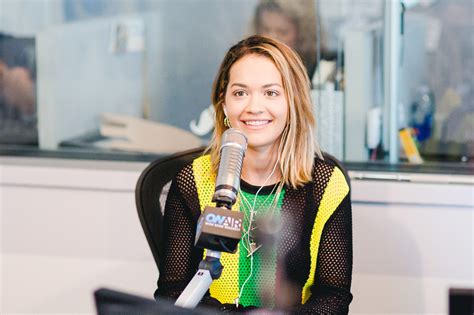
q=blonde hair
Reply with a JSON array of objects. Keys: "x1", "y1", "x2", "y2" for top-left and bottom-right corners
[
  {"x1": 208, "y1": 35, "x2": 322, "y2": 189},
  {"x1": 251, "y1": 0, "x2": 327, "y2": 78}
]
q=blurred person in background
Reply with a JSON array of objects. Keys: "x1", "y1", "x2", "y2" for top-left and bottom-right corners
[
  {"x1": 0, "y1": 33, "x2": 37, "y2": 144},
  {"x1": 251, "y1": 0, "x2": 329, "y2": 80}
]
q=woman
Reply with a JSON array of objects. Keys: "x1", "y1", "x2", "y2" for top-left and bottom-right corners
[{"x1": 156, "y1": 35, "x2": 352, "y2": 314}]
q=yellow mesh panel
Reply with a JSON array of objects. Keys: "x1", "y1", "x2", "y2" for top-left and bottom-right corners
[
  {"x1": 302, "y1": 167, "x2": 349, "y2": 303},
  {"x1": 192, "y1": 155, "x2": 240, "y2": 304},
  {"x1": 192, "y1": 155, "x2": 216, "y2": 210}
]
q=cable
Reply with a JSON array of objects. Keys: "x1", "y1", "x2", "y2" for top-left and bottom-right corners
[{"x1": 236, "y1": 152, "x2": 281, "y2": 306}]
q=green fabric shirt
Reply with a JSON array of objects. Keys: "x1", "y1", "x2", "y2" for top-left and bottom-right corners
[{"x1": 237, "y1": 183, "x2": 285, "y2": 307}]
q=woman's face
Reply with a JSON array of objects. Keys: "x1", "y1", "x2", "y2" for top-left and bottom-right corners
[
  {"x1": 224, "y1": 54, "x2": 288, "y2": 153},
  {"x1": 257, "y1": 10, "x2": 297, "y2": 49}
]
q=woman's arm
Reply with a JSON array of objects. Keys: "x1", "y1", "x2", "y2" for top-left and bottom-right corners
[
  {"x1": 293, "y1": 193, "x2": 353, "y2": 314},
  {"x1": 154, "y1": 175, "x2": 202, "y2": 299}
]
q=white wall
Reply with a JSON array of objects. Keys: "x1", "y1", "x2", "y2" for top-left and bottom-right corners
[
  {"x1": 350, "y1": 179, "x2": 473, "y2": 314},
  {"x1": 0, "y1": 158, "x2": 155, "y2": 314},
  {"x1": 1, "y1": 157, "x2": 473, "y2": 314}
]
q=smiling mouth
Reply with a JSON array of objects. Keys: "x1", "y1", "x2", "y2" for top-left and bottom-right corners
[{"x1": 242, "y1": 120, "x2": 271, "y2": 126}]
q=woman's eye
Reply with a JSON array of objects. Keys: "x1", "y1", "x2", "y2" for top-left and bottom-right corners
[
  {"x1": 265, "y1": 90, "x2": 279, "y2": 97},
  {"x1": 234, "y1": 90, "x2": 246, "y2": 97}
]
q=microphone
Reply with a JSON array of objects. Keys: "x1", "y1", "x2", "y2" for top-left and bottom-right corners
[
  {"x1": 194, "y1": 128, "x2": 247, "y2": 253},
  {"x1": 212, "y1": 128, "x2": 248, "y2": 208},
  {"x1": 175, "y1": 129, "x2": 248, "y2": 308}
]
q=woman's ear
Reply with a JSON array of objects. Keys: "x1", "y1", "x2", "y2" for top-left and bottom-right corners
[{"x1": 223, "y1": 105, "x2": 228, "y2": 117}]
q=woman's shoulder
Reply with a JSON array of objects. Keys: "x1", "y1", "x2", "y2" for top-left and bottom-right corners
[
  {"x1": 313, "y1": 152, "x2": 345, "y2": 170},
  {"x1": 169, "y1": 154, "x2": 211, "y2": 204},
  {"x1": 174, "y1": 153, "x2": 212, "y2": 183},
  {"x1": 312, "y1": 152, "x2": 351, "y2": 190}
]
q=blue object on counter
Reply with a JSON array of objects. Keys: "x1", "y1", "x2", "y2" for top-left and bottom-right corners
[{"x1": 410, "y1": 85, "x2": 434, "y2": 142}]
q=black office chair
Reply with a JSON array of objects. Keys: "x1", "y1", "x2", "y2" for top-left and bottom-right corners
[
  {"x1": 135, "y1": 148, "x2": 349, "y2": 271},
  {"x1": 135, "y1": 147, "x2": 206, "y2": 269}
]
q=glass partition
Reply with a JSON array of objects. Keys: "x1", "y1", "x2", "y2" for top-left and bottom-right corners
[
  {"x1": 0, "y1": 0, "x2": 472, "y2": 173},
  {"x1": 397, "y1": 1, "x2": 473, "y2": 163}
]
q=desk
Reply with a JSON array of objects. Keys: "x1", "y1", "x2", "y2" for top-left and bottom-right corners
[{"x1": 1, "y1": 157, "x2": 473, "y2": 314}]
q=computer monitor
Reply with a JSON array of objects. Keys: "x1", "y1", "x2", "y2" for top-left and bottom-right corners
[
  {"x1": 94, "y1": 288, "x2": 214, "y2": 315},
  {"x1": 449, "y1": 288, "x2": 474, "y2": 315}
]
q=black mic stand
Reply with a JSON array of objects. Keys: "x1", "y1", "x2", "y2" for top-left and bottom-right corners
[{"x1": 175, "y1": 199, "x2": 243, "y2": 309}]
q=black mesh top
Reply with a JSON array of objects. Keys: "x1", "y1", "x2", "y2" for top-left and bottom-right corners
[{"x1": 155, "y1": 155, "x2": 353, "y2": 314}]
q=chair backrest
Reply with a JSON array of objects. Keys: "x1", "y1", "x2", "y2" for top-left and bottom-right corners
[
  {"x1": 135, "y1": 148, "x2": 350, "y2": 270},
  {"x1": 135, "y1": 147, "x2": 205, "y2": 269}
]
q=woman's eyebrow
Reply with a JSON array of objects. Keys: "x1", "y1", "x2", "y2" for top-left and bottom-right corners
[
  {"x1": 230, "y1": 83, "x2": 248, "y2": 88},
  {"x1": 262, "y1": 83, "x2": 282, "y2": 88},
  {"x1": 229, "y1": 83, "x2": 282, "y2": 88}
]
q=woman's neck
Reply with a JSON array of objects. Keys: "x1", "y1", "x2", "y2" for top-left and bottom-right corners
[{"x1": 241, "y1": 146, "x2": 281, "y2": 186}]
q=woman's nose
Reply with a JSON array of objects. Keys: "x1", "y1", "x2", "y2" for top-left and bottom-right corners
[{"x1": 245, "y1": 95, "x2": 264, "y2": 113}]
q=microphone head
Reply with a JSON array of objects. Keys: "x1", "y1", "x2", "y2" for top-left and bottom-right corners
[
  {"x1": 221, "y1": 128, "x2": 247, "y2": 148},
  {"x1": 213, "y1": 128, "x2": 247, "y2": 207}
]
